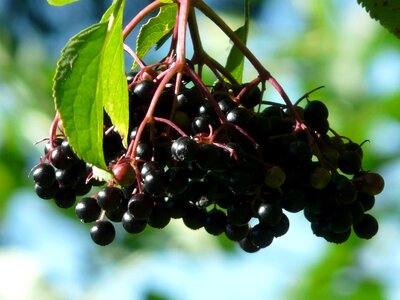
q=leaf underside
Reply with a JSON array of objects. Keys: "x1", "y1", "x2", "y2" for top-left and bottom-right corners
[
  {"x1": 225, "y1": 0, "x2": 250, "y2": 84},
  {"x1": 357, "y1": 0, "x2": 400, "y2": 39}
]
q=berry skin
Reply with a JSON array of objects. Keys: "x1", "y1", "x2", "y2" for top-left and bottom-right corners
[
  {"x1": 239, "y1": 237, "x2": 260, "y2": 253},
  {"x1": 335, "y1": 178, "x2": 357, "y2": 204},
  {"x1": 61, "y1": 140, "x2": 77, "y2": 160},
  {"x1": 338, "y1": 151, "x2": 362, "y2": 175},
  {"x1": 171, "y1": 136, "x2": 199, "y2": 162},
  {"x1": 227, "y1": 201, "x2": 253, "y2": 226},
  {"x1": 357, "y1": 192, "x2": 375, "y2": 211},
  {"x1": 238, "y1": 84, "x2": 262, "y2": 109},
  {"x1": 218, "y1": 97, "x2": 236, "y2": 114},
  {"x1": 35, "y1": 182, "x2": 58, "y2": 200},
  {"x1": 353, "y1": 172, "x2": 385, "y2": 196},
  {"x1": 310, "y1": 167, "x2": 331, "y2": 190},
  {"x1": 32, "y1": 163, "x2": 56, "y2": 188},
  {"x1": 55, "y1": 168, "x2": 79, "y2": 188},
  {"x1": 147, "y1": 202, "x2": 171, "y2": 229},
  {"x1": 96, "y1": 186, "x2": 124, "y2": 212},
  {"x1": 204, "y1": 209, "x2": 227, "y2": 235},
  {"x1": 304, "y1": 100, "x2": 329, "y2": 123},
  {"x1": 248, "y1": 223, "x2": 274, "y2": 248},
  {"x1": 131, "y1": 79, "x2": 156, "y2": 104},
  {"x1": 75, "y1": 197, "x2": 101, "y2": 223},
  {"x1": 166, "y1": 167, "x2": 189, "y2": 195},
  {"x1": 264, "y1": 166, "x2": 286, "y2": 189},
  {"x1": 90, "y1": 220, "x2": 116, "y2": 246},
  {"x1": 182, "y1": 204, "x2": 207, "y2": 230},
  {"x1": 226, "y1": 107, "x2": 252, "y2": 128},
  {"x1": 225, "y1": 223, "x2": 250, "y2": 241},
  {"x1": 142, "y1": 169, "x2": 168, "y2": 197},
  {"x1": 192, "y1": 114, "x2": 215, "y2": 134},
  {"x1": 50, "y1": 146, "x2": 73, "y2": 170},
  {"x1": 122, "y1": 212, "x2": 147, "y2": 234},
  {"x1": 287, "y1": 140, "x2": 312, "y2": 165},
  {"x1": 112, "y1": 162, "x2": 136, "y2": 187},
  {"x1": 353, "y1": 214, "x2": 379, "y2": 239},
  {"x1": 54, "y1": 187, "x2": 76, "y2": 208},
  {"x1": 195, "y1": 143, "x2": 221, "y2": 171},
  {"x1": 128, "y1": 193, "x2": 154, "y2": 220},
  {"x1": 257, "y1": 202, "x2": 283, "y2": 226},
  {"x1": 304, "y1": 104, "x2": 330, "y2": 134},
  {"x1": 272, "y1": 213, "x2": 290, "y2": 237},
  {"x1": 135, "y1": 142, "x2": 153, "y2": 160}
]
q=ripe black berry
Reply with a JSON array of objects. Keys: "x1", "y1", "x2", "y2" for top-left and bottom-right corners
[
  {"x1": 32, "y1": 163, "x2": 56, "y2": 188},
  {"x1": 35, "y1": 182, "x2": 58, "y2": 200},
  {"x1": 257, "y1": 202, "x2": 283, "y2": 226},
  {"x1": 50, "y1": 146, "x2": 73, "y2": 169},
  {"x1": 54, "y1": 187, "x2": 76, "y2": 208},
  {"x1": 96, "y1": 186, "x2": 124, "y2": 211},
  {"x1": 131, "y1": 79, "x2": 156, "y2": 104},
  {"x1": 75, "y1": 197, "x2": 101, "y2": 223},
  {"x1": 272, "y1": 213, "x2": 290, "y2": 237},
  {"x1": 248, "y1": 223, "x2": 274, "y2": 248},
  {"x1": 238, "y1": 84, "x2": 262, "y2": 109},
  {"x1": 204, "y1": 209, "x2": 227, "y2": 235},
  {"x1": 147, "y1": 202, "x2": 171, "y2": 229},
  {"x1": 122, "y1": 212, "x2": 147, "y2": 234},
  {"x1": 90, "y1": 220, "x2": 116, "y2": 246},
  {"x1": 182, "y1": 204, "x2": 207, "y2": 230},
  {"x1": 353, "y1": 214, "x2": 378, "y2": 239},
  {"x1": 142, "y1": 169, "x2": 168, "y2": 197},
  {"x1": 239, "y1": 237, "x2": 260, "y2": 253},
  {"x1": 128, "y1": 193, "x2": 154, "y2": 220},
  {"x1": 225, "y1": 223, "x2": 250, "y2": 241},
  {"x1": 171, "y1": 136, "x2": 199, "y2": 162}
]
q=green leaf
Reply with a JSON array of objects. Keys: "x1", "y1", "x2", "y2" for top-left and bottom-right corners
[
  {"x1": 53, "y1": 0, "x2": 128, "y2": 169},
  {"x1": 225, "y1": 0, "x2": 250, "y2": 83},
  {"x1": 133, "y1": 4, "x2": 177, "y2": 69},
  {"x1": 92, "y1": 166, "x2": 114, "y2": 182},
  {"x1": 47, "y1": 0, "x2": 78, "y2": 6},
  {"x1": 155, "y1": 28, "x2": 174, "y2": 50},
  {"x1": 102, "y1": 0, "x2": 129, "y2": 148},
  {"x1": 158, "y1": 0, "x2": 175, "y2": 3},
  {"x1": 357, "y1": 0, "x2": 400, "y2": 39}
]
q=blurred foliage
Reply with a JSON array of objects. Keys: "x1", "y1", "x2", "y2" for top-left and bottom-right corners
[{"x1": 0, "y1": 0, "x2": 399, "y2": 299}]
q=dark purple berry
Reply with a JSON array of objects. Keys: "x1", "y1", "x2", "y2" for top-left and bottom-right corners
[
  {"x1": 96, "y1": 186, "x2": 124, "y2": 212},
  {"x1": 171, "y1": 136, "x2": 199, "y2": 162},
  {"x1": 75, "y1": 197, "x2": 101, "y2": 223},
  {"x1": 32, "y1": 163, "x2": 56, "y2": 188},
  {"x1": 128, "y1": 193, "x2": 154, "y2": 220},
  {"x1": 90, "y1": 220, "x2": 116, "y2": 246},
  {"x1": 122, "y1": 212, "x2": 147, "y2": 234}
]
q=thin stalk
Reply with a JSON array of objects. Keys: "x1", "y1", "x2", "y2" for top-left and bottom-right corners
[
  {"x1": 194, "y1": 0, "x2": 299, "y2": 118},
  {"x1": 187, "y1": 7, "x2": 238, "y2": 85},
  {"x1": 175, "y1": 0, "x2": 191, "y2": 67}
]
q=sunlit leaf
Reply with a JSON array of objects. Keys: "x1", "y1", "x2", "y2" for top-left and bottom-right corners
[
  {"x1": 53, "y1": 0, "x2": 128, "y2": 169},
  {"x1": 47, "y1": 0, "x2": 79, "y2": 6},
  {"x1": 133, "y1": 4, "x2": 177, "y2": 69}
]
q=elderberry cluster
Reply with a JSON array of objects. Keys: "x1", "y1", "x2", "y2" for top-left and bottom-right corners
[{"x1": 31, "y1": 72, "x2": 384, "y2": 253}]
